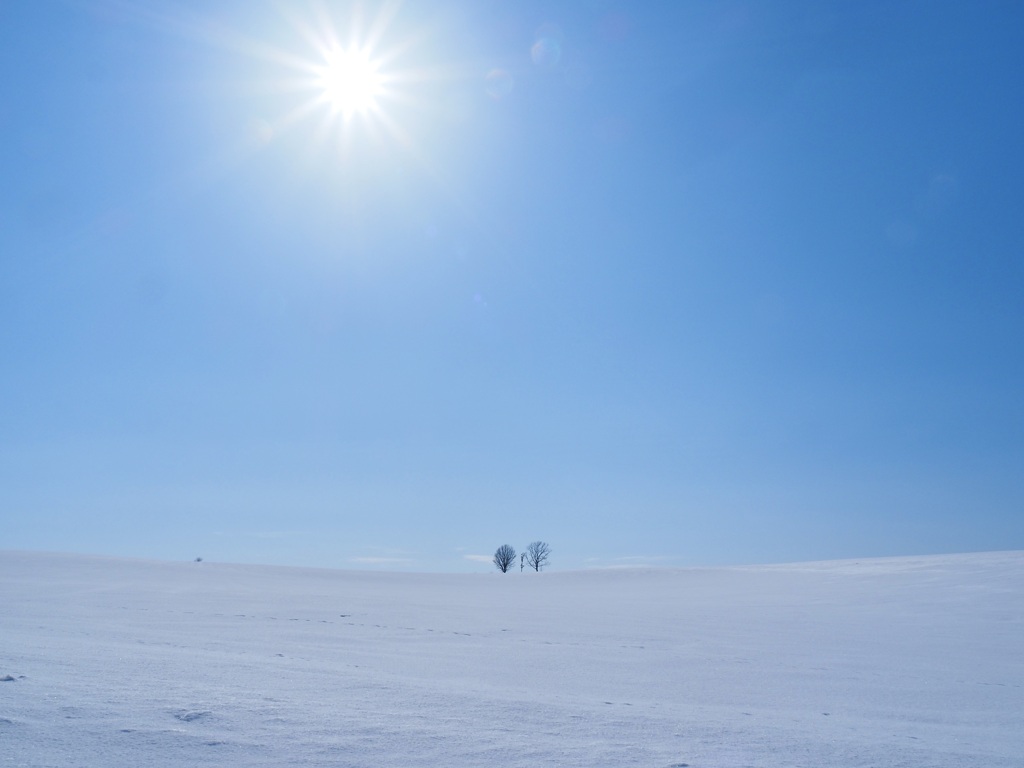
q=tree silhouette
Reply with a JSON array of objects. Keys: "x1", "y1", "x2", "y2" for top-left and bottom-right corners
[
  {"x1": 493, "y1": 544, "x2": 516, "y2": 573},
  {"x1": 525, "y1": 541, "x2": 551, "y2": 571}
]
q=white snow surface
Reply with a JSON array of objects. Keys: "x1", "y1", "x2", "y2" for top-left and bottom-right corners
[{"x1": 1, "y1": 551, "x2": 1022, "y2": 767}]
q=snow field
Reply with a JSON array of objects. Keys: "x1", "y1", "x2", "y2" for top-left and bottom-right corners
[{"x1": 1, "y1": 550, "x2": 1022, "y2": 767}]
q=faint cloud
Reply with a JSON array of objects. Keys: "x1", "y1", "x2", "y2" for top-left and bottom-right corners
[
  {"x1": 596, "y1": 12, "x2": 632, "y2": 43},
  {"x1": 887, "y1": 172, "x2": 957, "y2": 248},
  {"x1": 250, "y1": 531, "x2": 298, "y2": 540},
  {"x1": 593, "y1": 115, "x2": 631, "y2": 145},
  {"x1": 349, "y1": 557, "x2": 414, "y2": 566},
  {"x1": 213, "y1": 530, "x2": 303, "y2": 540},
  {"x1": 463, "y1": 554, "x2": 492, "y2": 564},
  {"x1": 351, "y1": 546, "x2": 413, "y2": 565},
  {"x1": 584, "y1": 555, "x2": 672, "y2": 570},
  {"x1": 916, "y1": 173, "x2": 958, "y2": 217},
  {"x1": 885, "y1": 220, "x2": 918, "y2": 247}
]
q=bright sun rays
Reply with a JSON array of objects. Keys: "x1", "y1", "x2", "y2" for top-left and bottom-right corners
[
  {"x1": 219, "y1": 1, "x2": 424, "y2": 161},
  {"x1": 316, "y1": 47, "x2": 384, "y2": 116},
  {"x1": 276, "y1": 1, "x2": 423, "y2": 159},
  {"x1": 137, "y1": 1, "x2": 444, "y2": 177}
]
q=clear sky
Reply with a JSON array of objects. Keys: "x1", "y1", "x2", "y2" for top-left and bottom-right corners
[{"x1": 2, "y1": 1, "x2": 1022, "y2": 572}]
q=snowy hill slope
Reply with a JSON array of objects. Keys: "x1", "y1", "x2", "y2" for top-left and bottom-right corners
[{"x1": 1, "y1": 551, "x2": 1021, "y2": 767}]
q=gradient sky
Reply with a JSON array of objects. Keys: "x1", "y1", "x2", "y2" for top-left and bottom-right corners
[{"x1": 2, "y1": 1, "x2": 1022, "y2": 571}]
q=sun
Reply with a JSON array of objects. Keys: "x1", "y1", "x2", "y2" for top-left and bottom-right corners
[
  {"x1": 317, "y1": 47, "x2": 383, "y2": 116},
  {"x1": 212, "y1": 2, "x2": 431, "y2": 162}
]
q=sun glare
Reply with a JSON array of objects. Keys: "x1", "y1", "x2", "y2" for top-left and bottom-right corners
[
  {"x1": 237, "y1": 3, "x2": 425, "y2": 161},
  {"x1": 318, "y1": 48, "x2": 382, "y2": 116}
]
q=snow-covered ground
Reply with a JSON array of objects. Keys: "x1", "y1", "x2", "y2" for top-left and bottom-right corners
[{"x1": 1, "y1": 550, "x2": 1021, "y2": 767}]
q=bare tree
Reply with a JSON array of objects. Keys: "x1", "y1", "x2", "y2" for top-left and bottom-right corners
[
  {"x1": 525, "y1": 541, "x2": 551, "y2": 572},
  {"x1": 493, "y1": 544, "x2": 516, "y2": 573}
]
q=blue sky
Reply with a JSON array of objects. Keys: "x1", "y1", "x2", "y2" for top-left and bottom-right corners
[{"x1": 2, "y1": 1, "x2": 1022, "y2": 571}]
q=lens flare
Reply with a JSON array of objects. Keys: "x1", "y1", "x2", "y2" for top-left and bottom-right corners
[
  {"x1": 485, "y1": 69, "x2": 514, "y2": 100},
  {"x1": 531, "y1": 38, "x2": 561, "y2": 68}
]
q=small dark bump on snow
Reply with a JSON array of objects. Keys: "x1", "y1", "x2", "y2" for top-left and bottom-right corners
[
  {"x1": 174, "y1": 710, "x2": 212, "y2": 722},
  {"x1": 1, "y1": 675, "x2": 16, "y2": 682}
]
